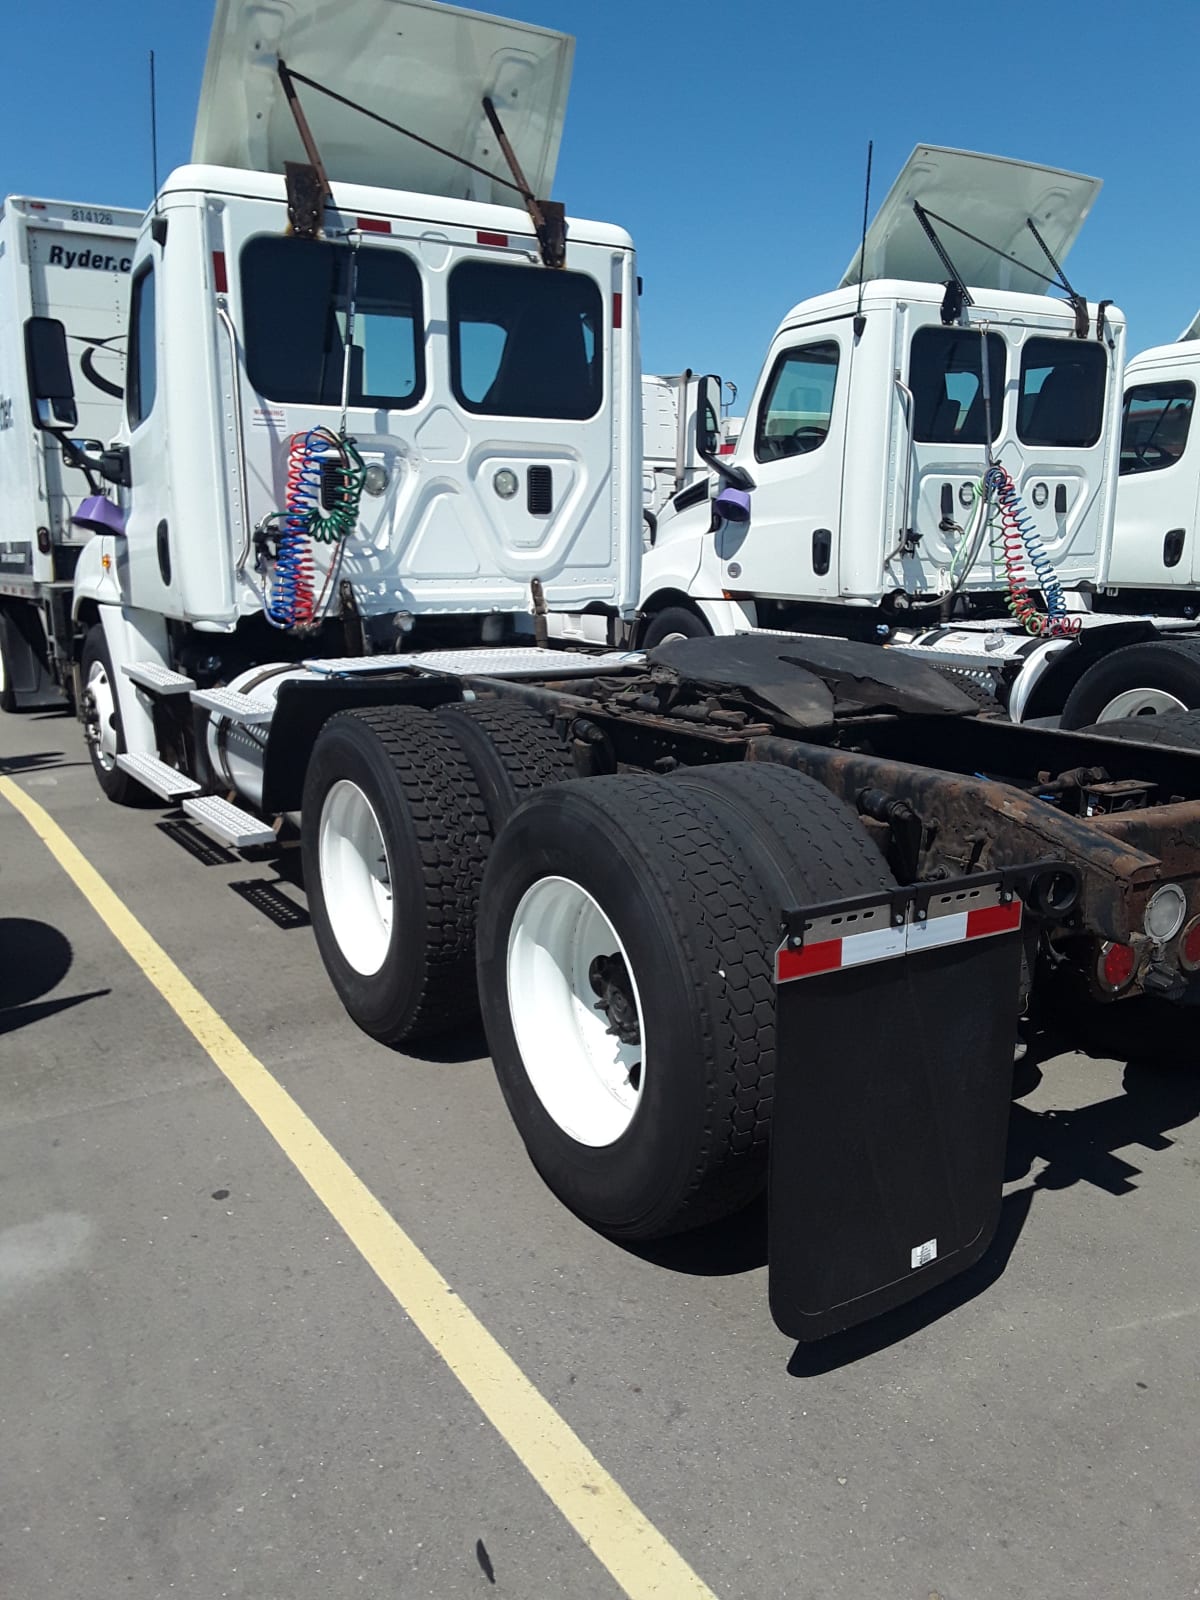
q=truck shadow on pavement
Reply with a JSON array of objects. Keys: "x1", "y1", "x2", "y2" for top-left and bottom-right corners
[
  {"x1": 0, "y1": 917, "x2": 110, "y2": 1036},
  {"x1": 0, "y1": 749, "x2": 87, "y2": 775}
]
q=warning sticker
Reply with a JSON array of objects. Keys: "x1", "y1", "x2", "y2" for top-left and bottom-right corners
[
  {"x1": 251, "y1": 405, "x2": 287, "y2": 430},
  {"x1": 911, "y1": 1238, "x2": 938, "y2": 1269}
]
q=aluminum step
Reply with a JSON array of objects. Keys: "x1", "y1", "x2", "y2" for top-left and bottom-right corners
[
  {"x1": 405, "y1": 647, "x2": 645, "y2": 678},
  {"x1": 190, "y1": 687, "x2": 274, "y2": 724},
  {"x1": 122, "y1": 661, "x2": 196, "y2": 694},
  {"x1": 182, "y1": 795, "x2": 276, "y2": 849},
  {"x1": 302, "y1": 654, "x2": 415, "y2": 677},
  {"x1": 115, "y1": 752, "x2": 202, "y2": 801}
]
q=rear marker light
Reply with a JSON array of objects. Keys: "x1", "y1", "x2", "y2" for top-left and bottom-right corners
[
  {"x1": 613, "y1": 292, "x2": 623, "y2": 329},
  {"x1": 212, "y1": 251, "x2": 228, "y2": 294},
  {"x1": 355, "y1": 216, "x2": 390, "y2": 234},
  {"x1": 1099, "y1": 942, "x2": 1137, "y2": 991},
  {"x1": 477, "y1": 230, "x2": 508, "y2": 247}
]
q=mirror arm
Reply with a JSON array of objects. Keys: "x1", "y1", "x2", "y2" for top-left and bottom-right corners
[{"x1": 51, "y1": 429, "x2": 102, "y2": 495}]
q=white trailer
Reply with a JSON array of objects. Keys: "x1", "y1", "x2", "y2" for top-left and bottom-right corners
[
  {"x1": 637, "y1": 145, "x2": 1200, "y2": 727},
  {"x1": 0, "y1": 197, "x2": 139, "y2": 708},
  {"x1": 640, "y1": 372, "x2": 738, "y2": 522}
]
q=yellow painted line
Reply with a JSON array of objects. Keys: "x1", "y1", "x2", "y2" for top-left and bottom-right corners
[{"x1": 0, "y1": 773, "x2": 718, "y2": 1600}]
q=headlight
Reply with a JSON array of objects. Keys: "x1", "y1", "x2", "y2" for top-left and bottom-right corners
[{"x1": 1144, "y1": 883, "x2": 1187, "y2": 943}]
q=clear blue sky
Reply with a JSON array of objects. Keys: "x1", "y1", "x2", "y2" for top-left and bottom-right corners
[{"x1": 4, "y1": 0, "x2": 1195, "y2": 408}]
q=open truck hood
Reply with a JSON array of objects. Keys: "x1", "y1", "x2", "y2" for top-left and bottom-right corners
[
  {"x1": 192, "y1": 0, "x2": 574, "y2": 204},
  {"x1": 840, "y1": 144, "x2": 1101, "y2": 295}
]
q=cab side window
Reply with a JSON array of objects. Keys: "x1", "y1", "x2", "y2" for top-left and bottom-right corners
[
  {"x1": 755, "y1": 342, "x2": 839, "y2": 463},
  {"x1": 127, "y1": 264, "x2": 157, "y2": 428},
  {"x1": 1120, "y1": 381, "x2": 1195, "y2": 475}
]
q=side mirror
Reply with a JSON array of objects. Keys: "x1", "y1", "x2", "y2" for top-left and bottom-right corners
[
  {"x1": 25, "y1": 317, "x2": 77, "y2": 431},
  {"x1": 695, "y1": 369, "x2": 756, "y2": 496},
  {"x1": 695, "y1": 373, "x2": 723, "y2": 463}
]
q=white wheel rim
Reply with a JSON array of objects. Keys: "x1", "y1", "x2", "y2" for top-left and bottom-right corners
[
  {"x1": 656, "y1": 630, "x2": 690, "y2": 646},
  {"x1": 86, "y1": 658, "x2": 118, "y2": 769},
  {"x1": 0, "y1": 637, "x2": 7, "y2": 695},
  {"x1": 506, "y1": 874, "x2": 645, "y2": 1147},
  {"x1": 1095, "y1": 687, "x2": 1188, "y2": 721},
  {"x1": 318, "y1": 780, "x2": 394, "y2": 976}
]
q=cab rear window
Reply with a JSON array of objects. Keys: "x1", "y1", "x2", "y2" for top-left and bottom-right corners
[
  {"x1": 449, "y1": 261, "x2": 603, "y2": 420},
  {"x1": 1017, "y1": 338, "x2": 1107, "y2": 449},
  {"x1": 241, "y1": 237, "x2": 424, "y2": 410},
  {"x1": 908, "y1": 327, "x2": 1005, "y2": 444}
]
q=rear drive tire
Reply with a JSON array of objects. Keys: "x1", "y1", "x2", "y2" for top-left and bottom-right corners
[
  {"x1": 1060, "y1": 640, "x2": 1200, "y2": 728},
  {"x1": 302, "y1": 706, "x2": 489, "y2": 1043},
  {"x1": 80, "y1": 625, "x2": 139, "y2": 805},
  {"x1": 435, "y1": 698, "x2": 574, "y2": 830},
  {"x1": 1073, "y1": 709, "x2": 1200, "y2": 749},
  {"x1": 476, "y1": 766, "x2": 894, "y2": 1239},
  {"x1": 641, "y1": 606, "x2": 711, "y2": 649},
  {"x1": 671, "y1": 760, "x2": 892, "y2": 900}
]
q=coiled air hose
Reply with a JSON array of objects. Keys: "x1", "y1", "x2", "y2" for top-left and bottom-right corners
[
  {"x1": 263, "y1": 427, "x2": 366, "y2": 629},
  {"x1": 983, "y1": 463, "x2": 1080, "y2": 638}
]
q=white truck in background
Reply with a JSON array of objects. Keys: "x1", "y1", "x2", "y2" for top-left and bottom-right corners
[
  {"x1": 1104, "y1": 326, "x2": 1200, "y2": 607},
  {"x1": 637, "y1": 145, "x2": 1200, "y2": 728},
  {"x1": 0, "y1": 198, "x2": 139, "y2": 710}
]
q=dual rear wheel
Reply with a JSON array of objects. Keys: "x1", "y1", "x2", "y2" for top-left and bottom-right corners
[{"x1": 303, "y1": 701, "x2": 892, "y2": 1239}]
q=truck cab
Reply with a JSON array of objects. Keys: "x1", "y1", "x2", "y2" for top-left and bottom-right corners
[
  {"x1": 1103, "y1": 334, "x2": 1200, "y2": 606},
  {"x1": 640, "y1": 146, "x2": 1124, "y2": 644},
  {"x1": 25, "y1": 0, "x2": 643, "y2": 762}
]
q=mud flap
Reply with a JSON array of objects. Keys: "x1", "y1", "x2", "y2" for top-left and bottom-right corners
[{"x1": 768, "y1": 873, "x2": 1032, "y2": 1342}]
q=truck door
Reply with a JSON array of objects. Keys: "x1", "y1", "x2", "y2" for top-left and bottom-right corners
[
  {"x1": 1109, "y1": 376, "x2": 1198, "y2": 587},
  {"x1": 121, "y1": 257, "x2": 180, "y2": 613},
  {"x1": 720, "y1": 333, "x2": 848, "y2": 599},
  {"x1": 902, "y1": 323, "x2": 1007, "y2": 593}
]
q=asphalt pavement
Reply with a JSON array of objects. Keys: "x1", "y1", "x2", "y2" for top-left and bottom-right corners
[{"x1": 2, "y1": 703, "x2": 1198, "y2": 1600}]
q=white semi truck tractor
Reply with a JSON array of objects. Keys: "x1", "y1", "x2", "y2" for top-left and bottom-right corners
[
  {"x1": 638, "y1": 145, "x2": 1200, "y2": 728},
  {"x1": 10, "y1": 6, "x2": 1200, "y2": 1345}
]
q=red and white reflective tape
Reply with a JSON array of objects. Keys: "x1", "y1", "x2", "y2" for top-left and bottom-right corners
[{"x1": 776, "y1": 897, "x2": 1022, "y2": 984}]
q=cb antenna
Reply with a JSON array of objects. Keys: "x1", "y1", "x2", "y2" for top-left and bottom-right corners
[
  {"x1": 854, "y1": 139, "x2": 873, "y2": 338},
  {"x1": 149, "y1": 50, "x2": 167, "y2": 245}
]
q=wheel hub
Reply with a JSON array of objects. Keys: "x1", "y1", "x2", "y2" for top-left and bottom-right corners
[
  {"x1": 84, "y1": 661, "x2": 118, "y2": 770},
  {"x1": 588, "y1": 952, "x2": 642, "y2": 1050},
  {"x1": 1096, "y1": 687, "x2": 1188, "y2": 721}
]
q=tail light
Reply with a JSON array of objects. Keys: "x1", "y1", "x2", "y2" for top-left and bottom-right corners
[
  {"x1": 1179, "y1": 917, "x2": 1200, "y2": 972},
  {"x1": 1098, "y1": 941, "x2": 1137, "y2": 992}
]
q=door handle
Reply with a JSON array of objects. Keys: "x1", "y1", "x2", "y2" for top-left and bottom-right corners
[
  {"x1": 1164, "y1": 528, "x2": 1185, "y2": 569},
  {"x1": 812, "y1": 528, "x2": 832, "y2": 577}
]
